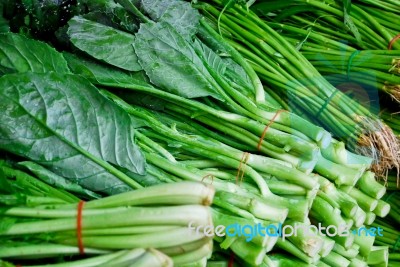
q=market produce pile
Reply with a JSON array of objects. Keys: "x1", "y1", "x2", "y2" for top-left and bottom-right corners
[{"x1": 0, "y1": 0, "x2": 399, "y2": 266}]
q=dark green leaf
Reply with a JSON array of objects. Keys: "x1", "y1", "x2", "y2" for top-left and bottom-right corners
[
  {"x1": 63, "y1": 52, "x2": 150, "y2": 88},
  {"x1": 18, "y1": 161, "x2": 102, "y2": 199},
  {"x1": 0, "y1": 33, "x2": 70, "y2": 74},
  {"x1": 134, "y1": 22, "x2": 221, "y2": 99},
  {"x1": 223, "y1": 58, "x2": 252, "y2": 89},
  {"x1": 193, "y1": 39, "x2": 226, "y2": 76},
  {"x1": 0, "y1": 72, "x2": 146, "y2": 195},
  {"x1": 79, "y1": 0, "x2": 139, "y2": 33},
  {"x1": 117, "y1": 92, "x2": 169, "y2": 111},
  {"x1": 67, "y1": 16, "x2": 141, "y2": 71},
  {"x1": 141, "y1": 0, "x2": 201, "y2": 38}
]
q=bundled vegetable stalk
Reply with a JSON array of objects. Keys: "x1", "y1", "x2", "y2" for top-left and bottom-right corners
[
  {"x1": 0, "y1": 162, "x2": 215, "y2": 266},
  {"x1": 104, "y1": 85, "x2": 392, "y2": 264},
  {"x1": 193, "y1": 0, "x2": 400, "y2": 178}
]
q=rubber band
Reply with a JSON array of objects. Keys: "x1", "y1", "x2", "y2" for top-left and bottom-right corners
[
  {"x1": 393, "y1": 235, "x2": 400, "y2": 252},
  {"x1": 235, "y1": 152, "x2": 250, "y2": 186},
  {"x1": 228, "y1": 251, "x2": 235, "y2": 267},
  {"x1": 388, "y1": 34, "x2": 400, "y2": 50},
  {"x1": 347, "y1": 50, "x2": 360, "y2": 80},
  {"x1": 201, "y1": 174, "x2": 215, "y2": 185},
  {"x1": 76, "y1": 200, "x2": 85, "y2": 255},
  {"x1": 257, "y1": 110, "x2": 287, "y2": 151},
  {"x1": 316, "y1": 90, "x2": 340, "y2": 118}
]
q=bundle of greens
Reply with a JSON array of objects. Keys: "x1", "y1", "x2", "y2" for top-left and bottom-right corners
[
  {"x1": 0, "y1": 162, "x2": 214, "y2": 266},
  {"x1": 192, "y1": 0, "x2": 400, "y2": 178}
]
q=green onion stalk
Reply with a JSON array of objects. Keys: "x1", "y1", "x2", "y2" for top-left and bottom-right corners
[{"x1": 193, "y1": 0, "x2": 400, "y2": 178}]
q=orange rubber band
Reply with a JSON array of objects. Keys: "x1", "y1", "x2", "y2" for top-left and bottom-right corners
[
  {"x1": 76, "y1": 200, "x2": 85, "y2": 255},
  {"x1": 201, "y1": 174, "x2": 215, "y2": 185},
  {"x1": 235, "y1": 152, "x2": 250, "y2": 186},
  {"x1": 388, "y1": 34, "x2": 400, "y2": 50},
  {"x1": 257, "y1": 110, "x2": 287, "y2": 151}
]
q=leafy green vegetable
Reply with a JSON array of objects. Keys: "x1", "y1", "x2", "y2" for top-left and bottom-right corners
[
  {"x1": 141, "y1": 0, "x2": 201, "y2": 38},
  {"x1": 0, "y1": 72, "x2": 146, "y2": 194},
  {"x1": 67, "y1": 16, "x2": 142, "y2": 71},
  {"x1": 18, "y1": 161, "x2": 102, "y2": 199},
  {"x1": 134, "y1": 21, "x2": 222, "y2": 99},
  {"x1": 192, "y1": 39, "x2": 227, "y2": 77},
  {"x1": 63, "y1": 52, "x2": 150, "y2": 89},
  {"x1": 0, "y1": 33, "x2": 70, "y2": 74},
  {"x1": 222, "y1": 57, "x2": 253, "y2": 90},
  {"x1": 78, "y1": 0, "x2": 139, "y2": 33}
]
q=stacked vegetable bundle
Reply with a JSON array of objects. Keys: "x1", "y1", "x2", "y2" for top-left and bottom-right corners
[
  {"x1": 246, "y1": 0, "x2": 400, "y2": 143},
  {"x1": 0, "y1": 160, "x2": 215, "y2": 266},
  {"x1": 228, "y1": 0, "x2": 400, "y2": 204},
  {"x1": 193, "y1": 0, "x2": 400, "y2": 178},
  {"x1": 0, "y1": 0, "x2": 398, "y2": 266}
]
